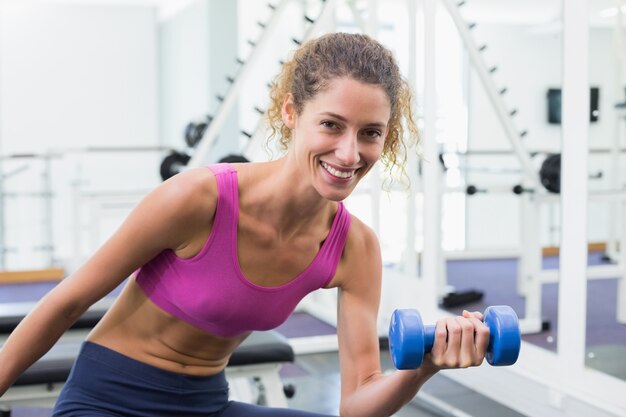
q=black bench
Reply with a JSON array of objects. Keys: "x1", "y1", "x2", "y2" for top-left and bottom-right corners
[{"x1": 1, "y1": 303, "x2": 295, "y2": 409}]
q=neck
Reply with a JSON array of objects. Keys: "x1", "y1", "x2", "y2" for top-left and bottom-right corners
[{"x1": 239, "y1": 158, "x2": 336, "y2": 238}]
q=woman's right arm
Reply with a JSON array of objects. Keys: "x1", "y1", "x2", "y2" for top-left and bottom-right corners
[{"x1": 0, "y1": 167, "x2": 218, "y2": 396}]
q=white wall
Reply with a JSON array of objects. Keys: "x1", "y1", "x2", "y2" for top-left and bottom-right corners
[
  {"x1": 159, "y1": 0, "x2": 211, "y2": 149},
  {"x1": 0, "y1": 2, "x2": 159, "y2": 153},
  {"x1": 0, "y1": 2, "x2": 160, "y2": 270}
]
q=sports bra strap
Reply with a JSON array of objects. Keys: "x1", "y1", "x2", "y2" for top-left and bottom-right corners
[{"x1": 207, "y1": 164, "x2": 238, "y2": 244}]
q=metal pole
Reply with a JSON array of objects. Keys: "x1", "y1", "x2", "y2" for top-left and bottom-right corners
[
  {"x1": 558, "y1": 0, "x2": 589, "y2": 368},
  {"x1": 403, "y1": 0, "x2": 419, "y2": 277},
  {"x1": 187, "y1": 0, "x2": 292, "y2": 168},
  {"x1": 366, "y1": 0, "x2": 381, "y2": 237},
  {"x1": 607, "y1": 0, "x2": 625, "y2": 260},
  {"x1": 619, "y1": 196, "x2": 626, "y2": 323},
  {"x1": 518, "y1": 193, "x2": 544, "y2": 333},
  {"x1": 0, "y1": 164, "x2": 5, "y2": 270},
  {"x1": 41, "y1": 155, "x2": 54, "y2": 266},
  {"x1": 421, "y1": 0, "x2": 441, "y2": 309},
  {"x1": 612, "y1": 0, "x2": 626, "y2": 323},
  {"x1": 242, "y1": 0, "x2": 340, "y2": 160},
  {"x1": 0, "y1": 2, "x2": 5, "y2": 270},
  {"x1": 616, "y1": 0, "x2": 626, "y2": 325},
  {"x1": 438, "y1": 0, "x2": 539, "y2": 186}
]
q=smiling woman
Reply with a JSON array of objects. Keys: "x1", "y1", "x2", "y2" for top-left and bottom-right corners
[
  {"x1": 266, "y1": 32, "x2": 419, "y2": 181},
  {"x1": 280, "y1": 76, "x2": 392, "y2": 201},
  {"x1": 0, "y1": 32, "x2": 492, "y2": 417}
]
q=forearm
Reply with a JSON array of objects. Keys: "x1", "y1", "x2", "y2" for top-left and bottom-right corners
[
  {"x1": 0, "y1": 297, "x2": 83, "y2": 396},
  {"x1": 339, "y1": 367, "x2": 438, "y2": 417}
]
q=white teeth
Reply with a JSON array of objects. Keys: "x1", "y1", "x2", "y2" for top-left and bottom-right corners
[{"x1": 321, "y1": 161, "x2": 355, "y2": 179}]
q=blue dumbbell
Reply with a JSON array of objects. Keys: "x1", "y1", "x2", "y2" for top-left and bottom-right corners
[{"x1": 389, "y1": 305, "x2": 521, "y2": 369}]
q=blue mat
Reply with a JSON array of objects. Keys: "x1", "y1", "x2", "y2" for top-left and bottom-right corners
[
  {"x1": 0, "y1": 281, "x2": 124, "y2": 303},
  {"x1": 275, "y1": 312, "x2": 336, "y2": 338},
  {"x1": 0, "y1": 282, "x2": 59, "y2": 303},
  {"x1": 4, "y1": 406, "x2": 51, "y2": 417}
]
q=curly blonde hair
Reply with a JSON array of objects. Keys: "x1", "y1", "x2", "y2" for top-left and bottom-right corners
[{"x1": 266, "y1": 32, "x2": 419, "y2": 179}]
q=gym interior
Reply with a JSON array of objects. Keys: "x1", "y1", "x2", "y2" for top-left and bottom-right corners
[{"x1": 0, "y1": 0, "x2": 625, "y2": 416}]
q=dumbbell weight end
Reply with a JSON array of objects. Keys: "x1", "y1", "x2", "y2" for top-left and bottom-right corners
[
  {"x1": 483, "y1": 305, "x2": 521, "y2": 366},
  {"x1": 389, "y1": 309, "x2": 426, "y2": 370},
  {"x1": 388, "y1": 311, "x2": 435, "y2": 370}
]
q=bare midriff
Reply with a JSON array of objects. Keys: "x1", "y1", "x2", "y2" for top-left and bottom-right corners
[{"x1": 86, "y1": 277, "x2": 250, "y2": 377}]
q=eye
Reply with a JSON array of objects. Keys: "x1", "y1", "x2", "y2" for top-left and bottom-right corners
[
  {"x1": 321, "y1": 120, "x2": 338, "y2": 129},
  {"x1": 362, "y1": 129, "x2": 383, "y2": 139}
]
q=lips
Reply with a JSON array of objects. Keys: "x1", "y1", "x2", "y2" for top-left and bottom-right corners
[{"x1": 320, "y1": 161, "x2": 356, "y2": 179}]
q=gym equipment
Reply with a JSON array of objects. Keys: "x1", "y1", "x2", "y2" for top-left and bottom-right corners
[
  {"x1": 1, "y1": 310, "x2": 295, "y2": 409},
  {"x1": 0, "y1": 306, "x2": 103, "y2": 334},
  {"x1": 388, "y1": 305, "x2": 521, "y2": 370},
  {"x1": 465, "y1": 185, "x2": 484, "y2": 195},
  {"x1": 184, "y1": 116, "x2": 212, "y2": 148},
  {"x1": 441, "y1": 290, "x2": 484, "y2": 308},
  {"x1": 512, "y1": 184, "x2": 533, "y2": 195},
  {"x1": 159, "y1": 151, "x2": 191, "y2": 181},
  {"x1": 218, "y1": 154, "x2": 250, "y2": 164},
  {"x1": 186, "y1": 0, "x2": 335, "y2": 169},
  {"x1": 539, "y1": 153, "x2": 560, "y2": 194},
  {"x1": 464, "y1": 155, "x2": 600, "y2": 196}
]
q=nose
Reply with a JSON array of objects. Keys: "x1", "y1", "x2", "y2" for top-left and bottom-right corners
[{"x1": 336, "y1": 131, "x2": 360, "y2": 166}]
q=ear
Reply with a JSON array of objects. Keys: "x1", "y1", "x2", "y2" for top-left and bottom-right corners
[{"x1": 281, "y1": 93, "x2": 296, "y2": 129}]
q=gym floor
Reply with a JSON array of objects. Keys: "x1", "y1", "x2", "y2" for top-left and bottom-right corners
[{"x1": 284, "y1": 350, "x2": 525, "y2": 416}]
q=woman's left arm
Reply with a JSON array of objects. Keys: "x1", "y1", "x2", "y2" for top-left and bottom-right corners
[
  {"x1": 334, "y1": 219, "x2": 437, "y2": 417},
  {"x1": 335, "y1": 218, "x2": 490, "y2": 417}
]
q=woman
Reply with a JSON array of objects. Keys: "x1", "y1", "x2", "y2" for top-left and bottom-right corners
[{"x1": 0, "y1": 33, "x2": 489, "y2": 417}]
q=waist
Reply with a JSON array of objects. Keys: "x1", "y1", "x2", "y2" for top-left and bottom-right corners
[{"x1": 79, "y1": 341, "x2": 230, "y2": 387}]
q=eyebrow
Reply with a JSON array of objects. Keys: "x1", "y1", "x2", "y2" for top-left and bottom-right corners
[{"x1": 319, "y1": 112, "x2": 387, "y2": 128}]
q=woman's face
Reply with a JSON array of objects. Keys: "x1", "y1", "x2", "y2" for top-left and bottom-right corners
[{"x1": 282, "y1": 77, "x2": 391, "y2": 201}]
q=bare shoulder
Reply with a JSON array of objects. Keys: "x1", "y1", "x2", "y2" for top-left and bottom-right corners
[
  {"x1": 330, "y1": 213, "x2": 382, "y2": 290},
  {"x1": 157, "y1": 167, "x2": 218, "y2": 214},
  {"x1": 133, "y1": 167, "x2": 219, "y2": 251},
  {"x1": 345, "y1": 214, "x2": 381, "y2": 256}
]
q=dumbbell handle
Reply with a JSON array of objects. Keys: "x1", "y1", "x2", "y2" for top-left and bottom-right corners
[
  {"x1": 423, "y1": 325, "x2": 436, "y2": 352},
  {"x1": 421, "y1": 323, "x2": 496, "y2": 355},
  {"x1": 422, "y1": 312, "x2": 518, "y2": 360}
]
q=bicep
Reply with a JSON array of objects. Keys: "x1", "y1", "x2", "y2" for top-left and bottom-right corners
[{"x1": 336, "y1": 222, "x2": 383, "y2": 397}]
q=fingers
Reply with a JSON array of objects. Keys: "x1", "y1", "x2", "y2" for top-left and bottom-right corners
[
  {"x1": 428, "y1": 313, "x2": 490, "y2": 369},
  {"x1": 430, "y1": 318, "x2": 448, "y2": 359},
  {"x1": 462, "y1": 310, "x2": 490, "y2": 364},
  {"x1": 457, "y1": 316, "x2": 478, "y2": 367},
  {"x1": 463, "y1": 315, "x2": 490, "y2": 366},
  {"x1": 429, "y1": 317, "x2": 461, "y2": 368},
  {"x1": 462, "y1": 309, "x2": 484, "y2": 321}
]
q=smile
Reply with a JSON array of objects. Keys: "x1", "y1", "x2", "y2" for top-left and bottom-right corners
[{"x1": 320, "y1": 161, "x2": 356, "y2": 179}]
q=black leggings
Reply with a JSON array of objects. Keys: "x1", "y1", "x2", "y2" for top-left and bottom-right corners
[{"x1": 52, "y1": 342, "x2": 337, "y2": 417}]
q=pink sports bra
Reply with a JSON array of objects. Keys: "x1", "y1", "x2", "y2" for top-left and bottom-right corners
[{"x1": 135, "y1": 163, "x2": 351, "y2": 338}]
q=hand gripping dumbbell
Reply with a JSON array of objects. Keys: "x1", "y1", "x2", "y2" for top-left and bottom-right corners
[{"x1": 388, "y1": 305, "x2": 521, "y2": 369}]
